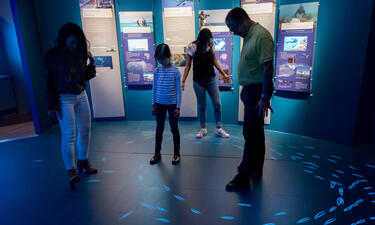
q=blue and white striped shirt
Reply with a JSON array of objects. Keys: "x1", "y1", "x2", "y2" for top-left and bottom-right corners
[{"x1": 152, "y1": 66, "x2": 182, "y2": 108}]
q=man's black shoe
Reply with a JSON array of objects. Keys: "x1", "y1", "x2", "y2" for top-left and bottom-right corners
[
  {"x1": 225, "y1": 174, "x2": 250, "y2": 192},
  {"x1": 251, "y1": 170, "x2": 263, "y2": 177}
]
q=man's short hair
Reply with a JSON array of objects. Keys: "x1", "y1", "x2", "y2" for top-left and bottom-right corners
[{"x1": 225, "y1": 7, "x2": 250, "y2": 24}]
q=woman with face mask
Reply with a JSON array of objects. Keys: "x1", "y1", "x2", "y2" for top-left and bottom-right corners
[
  {"x1": 182, "y1": 28, "x2": 231, "y2": 139},
  {"x1": 45, "y1": 23, "x2": 97, "y2": 189}
]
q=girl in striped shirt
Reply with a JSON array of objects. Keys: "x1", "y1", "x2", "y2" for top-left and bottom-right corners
[{"x1": 150, "y1": 43, "x2": 182, "y2": 165}]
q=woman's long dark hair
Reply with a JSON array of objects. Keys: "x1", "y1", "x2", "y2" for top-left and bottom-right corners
[
  {"x1": 55, "y1": 22, "x2": 90, "y2": 59},
  {"x1": 195, "y1": 28, "x2": 213, "y2": 53}
]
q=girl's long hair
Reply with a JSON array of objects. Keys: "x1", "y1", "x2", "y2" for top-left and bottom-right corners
[
  {"x1": 154, "y1": 43, "x2": 171, "y2": 59},
  {"x1": 54, "y1": 22, "x2": 90, "y2": 59},
  {"x1": 195, "y1": 28, "x2": 213, "y2": 53}
]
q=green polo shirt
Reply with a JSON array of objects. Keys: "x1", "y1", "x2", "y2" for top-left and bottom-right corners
[{"x1": 238, "y1": 23, "x2": 274, "y2": 86}]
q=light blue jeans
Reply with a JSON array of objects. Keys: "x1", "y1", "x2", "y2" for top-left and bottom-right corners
[
  {"x1": 57, "y1": 91, "x2": 91, "y2": 170},
  {"x1": 193, "y1": 77, "x2": 222, "y2": 128}
]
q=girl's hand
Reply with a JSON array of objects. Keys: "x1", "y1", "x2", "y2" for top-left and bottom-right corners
[
  {"x1": 174, "y1": 108, "x2": 180, "y2": 117},
  {"x1": 152, "y1": 105, "x2": 156, "y2": 116},
  {"x1": 87, "y1": 53, "x2": 95, "y2": 66},
  {"x1": 181, "y1": 81, "x2": 185, "y2": 91},
  {"x1": 88, "y1": 56, "x2": 95, "y2": 66},
  {"x1": 47, "y1": 110, "x2": 56, "y2": 119},
  {"x1": 47, "y1": 110, "x2": 59, "y2": 122},
  {"x1": 223, "y1": 73, "x2": 231, "y2": 81}
]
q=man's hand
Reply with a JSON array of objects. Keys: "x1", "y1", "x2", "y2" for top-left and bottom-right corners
[
  {"x1": 152, "y1": 105, "x2": 156, "y2": 116},
  {"x1": 174, "y1": 108, "x2": 180, "y2": 117},
  {"x1": 256, "y1": 98, "x2": 273, "y2": 119}
]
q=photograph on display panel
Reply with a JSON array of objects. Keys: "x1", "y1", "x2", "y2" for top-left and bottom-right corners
[
  {"x1": 79, "y1": 0, "x2": 113, "y2": 9},
  {"x1": 119, "y1": 12, "x2": 154, "y2": 33},
  {"x1": 198, "y1": 9, "x2": 229, "y2": 29},
  {"x1": 279, "y1": 3, "x2": 318, "y2": 25},
  {"x1": 213, "y1": 38, "x2": 226, "y2": 51},
  {"x1": 284, "y1": 36, "x2": 308, "y2": 51},
  {"x1": 171, "y1": 54, "x2": 187, "y2": 67},
  {"x1": 94, "y1": 56, "x2": 113, "y2": 69}
]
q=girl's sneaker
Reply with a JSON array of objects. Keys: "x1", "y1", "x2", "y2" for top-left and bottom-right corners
[
  {"x1": 215, "y1": 128, "x2": 230, "y2": 138},
  {"x1": 172, "y1": 155, "x2": 180, "y2": 165},
  {"x1": 150, "y1": 154, "x2": 161, "y2": 165},
  {"x1": 196, "y1": 128, "x2": 207, "y2": 138}
]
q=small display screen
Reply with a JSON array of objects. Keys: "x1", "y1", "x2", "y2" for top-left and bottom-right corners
[{"x1": 128, "y1": 39, "x2": 149, "y2": 51}]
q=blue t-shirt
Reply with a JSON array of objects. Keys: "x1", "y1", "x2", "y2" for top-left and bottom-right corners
[{"x1": 152, "y1": 66, "x2": 182, "y2": 108}]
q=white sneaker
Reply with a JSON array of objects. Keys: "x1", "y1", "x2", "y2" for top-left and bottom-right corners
[
  {"x1": 215, "y1": 128, "x2": 230, "y2": 138},
  {"x1": 196, "y1": 128, "x2": 207, "y2": 138}
]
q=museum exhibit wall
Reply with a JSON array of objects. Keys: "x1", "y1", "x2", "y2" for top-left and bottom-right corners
[
  {"x1": 0, "y1": 0, "x2": 33, "y2": 118},
  {"x1": 116, "y1": 0, "x2": 155, "y2": 120},
  {"x1": 8, "y1": 0, "x2": 375, "y2": 146},
  {"x1": 116, "y1": 0, "x2": 241, "y2": 122}
]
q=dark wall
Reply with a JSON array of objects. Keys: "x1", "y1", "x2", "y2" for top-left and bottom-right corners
[
  {"x1": 11, "y1": 0, "x2": 48, "y2": 132},
  {"x1": 0, "y1": 0, "x2": 31, "y2": 115},
  {"x1": 354, "y1": 1, "x2": 375, "y2": 146},
  {"x1": 32, "y1": 0, "x2": 82, "y2": 56},
  {"x1": 0, "y1": 36, "x2": 7, "y2": 74},
  {"x1": 0, "y1": 1, "x2": 12, "y2": 75}
]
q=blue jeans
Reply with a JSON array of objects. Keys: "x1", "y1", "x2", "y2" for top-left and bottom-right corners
[
  {"x1": 193, "y1": 77, "x2": 222, "y2": 127},
  {"x1": 57, "y1": 91, "x2": 91, "y2": 170}
]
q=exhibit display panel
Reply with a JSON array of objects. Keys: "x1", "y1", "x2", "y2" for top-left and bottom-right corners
[
  {"x1": 199, "y1": 9, "x2": 233, "y2": 90},
  {"x1": 274, "y1": 2, "x2": 319, "y2": 94},
  {"x1": 242, "y1": 0, "x2": 276, "y2": 38},
  {"x1": 79, "y1": 0, "x2": 125, "y2": 118},
  {"x1": 238, "y1": 0, "x2": 275, "y2": 124},
  {"x1": 162, "y1": 0, "x2": 197, "y2": 117},
  {"x1": 119, "y1": 11, "x2": 156, "y2": 88}
]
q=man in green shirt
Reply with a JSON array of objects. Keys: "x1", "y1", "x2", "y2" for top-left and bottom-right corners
[{"x1": 225, "y1": 7, "x2": 274, "y2": 191}]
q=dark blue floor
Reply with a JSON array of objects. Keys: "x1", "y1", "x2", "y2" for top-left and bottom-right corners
[{"x1": 0, "y1": 121, "x2": 374, "y2": 225}]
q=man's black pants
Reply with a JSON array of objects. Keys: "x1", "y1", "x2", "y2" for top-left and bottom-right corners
[{"x1": 238, "y1": 83, "x2": 265, "y2": 177}]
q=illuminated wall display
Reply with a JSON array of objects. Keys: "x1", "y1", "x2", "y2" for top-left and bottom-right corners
[
  {"x1": 119, "y1": 11, "x2": 156, "y2": 88},
  {"x1": 79, "y1": 0, "x2": 125, "y2": 118},
  {"x1": 275, "y1": 2, "x2": 320, "y2": 94}
]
